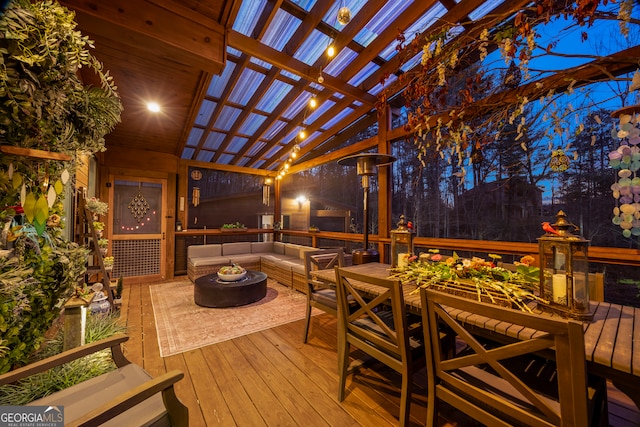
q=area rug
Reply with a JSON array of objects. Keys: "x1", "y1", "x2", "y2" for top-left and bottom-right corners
[{"x1": 150, "y1": 279, "x2": 318, "y2": 357}]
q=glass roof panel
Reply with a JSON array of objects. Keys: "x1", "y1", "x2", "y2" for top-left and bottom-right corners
[
  {"x1": 354, "y1": 0, "x2": 414, "y2": 47},
  {"x1": 348, "y1": 62, "x2": 379, "y2": 87},
  {"x1": 194, "y1": 100, "x2": 216, "y2": 126},
  {"x1": 378, "y1": 3, "x2": 447, "y2": 61},
  {"x1": 264, "y1": 120, "x2": 288, "y2": 140},
  {"x1": 469, "y1": 0, "x2": 506, "y2": 20},
  {"x1": 217, "y1": 153, "x2": 235, "y2": 164},
  {"x1": 229, "y1": 68, "x2": 266, "y2": 105},
  {"x1": 290, "y1": 0, "x2": 317, "y2": 12},
  {"x1": 281, "y1": 91, "x2": 310, "y2": 120},
  {"x1": 306, "y1": 100, "x2": 336, "y2": 124},
  {"x1": 246, "y1": 141, "x2": 267, "y2": 156},
  {"x1": 227, "y1": 46, "x2": 242, "y2": 57},
  {"x1": 238, "y1": 113, "x2": 267, "y2": 134},
  {"x1": 203, "y1": 131, "x2": 225, "y2": 150},
  {"x1": 293, "y1": 29, "x2": 332, "y2": 65},
  {"x1": 262, "y1": 9, "x2": 301, "y2": 51},
  {"x1": 232, "y1": 0, "x2": 266, "y2": 35},
  {"x1": 256, "y1": 80, "x2": 294, "y2": 113},
  {"x1": 228, "y1": 136, "x2": 249, "y2": 153},
  {"x1": 250, "y1": 57, "x2": 272, "y2": 69},
  {"x1": 214, "y1": 106, "x2": 242, "y2": 132},
  {"x1": 323, "y1": 47, "x2": 357, "y2": 76},
  {"x1": 185, "y1": 128, "x2": 203, "y2": 147},
  {"x1": 207, "y1": 61, "x2": 236, "y2": 98},
  {"x1": 181, "y1": 147, "x2": 195, "y2": 159},
  {"x1": 323, "y1": 107, "x2": 354, "y2": 129},
  {"x1": 280, "y1": 69, "x2": 301, "y2": 81},
  {"x1": 196, "y1": 150, "x2": 214, "y2": 162}
]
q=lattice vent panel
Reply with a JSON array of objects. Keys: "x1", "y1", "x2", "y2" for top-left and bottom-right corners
[{"x1": 112, "y1": 239, "x2": 160, "y2": 277}]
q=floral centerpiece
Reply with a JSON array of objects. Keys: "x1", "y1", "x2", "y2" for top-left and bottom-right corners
[{"x1": 390, "y1": 251, "x2": 544, "y2": 312}]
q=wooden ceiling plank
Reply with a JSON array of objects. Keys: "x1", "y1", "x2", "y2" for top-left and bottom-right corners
[{"x1": 61, "y1": 0, "x2": 226, "y2": 73}]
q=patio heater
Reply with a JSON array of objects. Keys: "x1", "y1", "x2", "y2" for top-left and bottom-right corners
[{"x1": 338, "y1": 153, "x2": 396, "y2": 264}]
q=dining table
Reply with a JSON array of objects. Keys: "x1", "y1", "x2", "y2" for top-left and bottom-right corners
[{"x1": 312, "y1": 262, "x2": 640, "y2": 410}]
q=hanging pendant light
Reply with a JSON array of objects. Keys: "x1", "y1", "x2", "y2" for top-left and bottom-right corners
[{"x1": 337, "y1": 5, "x2": 351, "y2": 25}]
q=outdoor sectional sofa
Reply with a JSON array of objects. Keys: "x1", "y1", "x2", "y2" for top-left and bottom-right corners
[{"x1": 187, "y1": 241, "x2": 319, "y2": 293}]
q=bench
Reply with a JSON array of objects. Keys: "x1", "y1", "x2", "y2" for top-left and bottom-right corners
[{"x1": 0, "y1": 334, "x2": 188, "y2": 427}]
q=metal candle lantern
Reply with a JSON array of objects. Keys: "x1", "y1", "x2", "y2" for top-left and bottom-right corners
[
  {"x1": 338, "y1": 153, "x2": 396, "y2": 264},
  {"x1": 538, "y1": 210, "x2": 592, "y2": 320},
  {"x1": 391, "y1": 215, "x2": 414, "y2": 268}
]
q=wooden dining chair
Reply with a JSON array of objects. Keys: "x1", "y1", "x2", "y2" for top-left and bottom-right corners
[
  {"x1": 420, "y1": 287, "x2": 606, "y2": 427},
  {"x1": 335, "y1": 268, "x2": 424, "y2": 427},
  {"x1": 302, "y1": 248, "x2": 346, "y2": 343}
]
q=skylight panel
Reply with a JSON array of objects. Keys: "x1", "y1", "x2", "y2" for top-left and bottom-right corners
[
  {"x1": 369, "y1": 74, "x2": 397, "y2": 96},
  {"x1": 228, "y1": 136, "x2": 249, "y2": 153},
  {"x1": 203, "y1": 131, "x2": 225, "y2": 150},
  {"x1": 232, "y1": 0, "x2": 266, "y2": 35},
  {"x1": 469, "y1": 0, "x2": 506, "y2": 21},
  {"x1": 280, "y1": 69, "x2": 301, "y2": 81},
  {"x1": 214, "y1": 106, "x2": 242, "y2": 132},
  {"x1": 379, "y1": 3, "x2": 447, "y2": 60},
  {"x1": 185, "y1": 128, "x2": 204, "y2": 147},
  {"x1": 354, "y1": 0, "x2": 413, "y2": 47},
  {"x1": 290, "y1": 0, "x2": 317, "y2": 12},
  {"x1": 348, "y1": 62, "x2": 379, "y2": 87},
  {"x1": 264, "y1": 120, "x2": 287, "y2": 140},
  {"x1": 216, "y1": 153, "x2": 235, "y2": 164},
  {"x1": 261, "y1": 9, "x2": 301, "y2": 51},
  {"x1": 229, "y1": 68, "x2": 265, "y2": 105},
  {"x1": 256, "y1": 80, "x2": 293, "y2": 113},
  {"x1": 181, "y1": 147, "x2": 195, "y2": 159},
  {"x1": 324, "y1": 107, "x2": 354, "y2": 129},
  {"x1": 250, "y1": 57, "x2": 273, "y2": 70},
  {"x1": 281, "y1": 91, "x2": 311, "y2": 120},
  {"x1": 246, "y1": 141, "x2": 267, "y2": 156},
  {"x1": 306, "y1": 100, "x2": 336, "y2": 124},
  {"x1": 194, "y1": 100, "x2": 216, "y2": 126},
  {"x1": 293, "y1": 29, "x2": 331, "y2": 66},
  {"x1": 226, "y1": 46, "x2": 242, "y2": 57},
  {"x1": 323, "y1": 47, "x2": 357, "y2": 76},
  {"x1": 207, "y1": 62, "x2": 236, "y2": 98},
  {"x1": 238, "y1": 113, "x2": 267, "y2": 134},
  {"x1": 196, "y1": 150, "x2": 214, "y2": 162}
]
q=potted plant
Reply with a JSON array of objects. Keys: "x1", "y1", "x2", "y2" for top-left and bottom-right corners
[
  {"x1": 86, "y1": 197, "x2": 109, "y2": 217},
  {"x1": 97, "y1": 238, "x2": 109, "y2": 256},
  {"x1": 93, "y1": 221, "x2": 105, "y2": 237},
  {"x1": 309, "y1": 225, "x2": 319, "y2": 232},
  {"x1": 103, "y1": 256, "x2": 115, "y2": 272},
  {"x1": 221, "y1": 222, "x2": 246, "y2": 231}
]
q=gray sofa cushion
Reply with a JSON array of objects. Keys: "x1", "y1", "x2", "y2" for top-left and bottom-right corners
[
  {"x1": 188, "y1": 244, "x2": 222, "y2": 258},
  {"x1": 190, "y1": 256, "x2": 230, "y2": 267},
  {"x1": 251, "y1": 241, "x2": 274, "y2": 253},
  {"x1": 222, "y1": 242, "x2": 252, "y2": 255}
]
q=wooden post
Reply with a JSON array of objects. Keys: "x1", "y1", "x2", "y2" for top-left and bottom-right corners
[
  {"x1": 377, "y1": 105, "x2": 392, "y2": 263},
  {"x1": 63, "y1": 295, "x2": 90, "y2": 350}
]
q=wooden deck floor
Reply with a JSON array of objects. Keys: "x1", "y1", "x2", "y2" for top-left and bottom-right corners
[{"x1": 119, "y1": 280, "x2": 640, "y2": 427}]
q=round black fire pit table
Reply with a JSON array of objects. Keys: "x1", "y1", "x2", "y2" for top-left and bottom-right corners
[{"x1": 194, "y1": 270, "x2": 268, "y2": 308}]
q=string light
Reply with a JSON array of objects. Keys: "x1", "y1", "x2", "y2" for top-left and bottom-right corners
[
  {"x1": 309, "y1": 96, "x2": 317, "y2": 108},
  {"x1": 327, "y1": 43, "x2": 336, "y2": 58}
]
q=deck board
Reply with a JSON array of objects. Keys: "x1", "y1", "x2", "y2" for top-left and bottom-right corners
[{"x1": 121, "y1": 280, "x2": 640, "y2": 427}]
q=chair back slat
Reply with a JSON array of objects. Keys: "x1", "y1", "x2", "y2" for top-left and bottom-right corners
[
  {"x1": 421, "y1": 287, "x2": 590, "y2": 427},
  {"x1": 336, "y1": 268, "x2": 413, "y2": 364}
]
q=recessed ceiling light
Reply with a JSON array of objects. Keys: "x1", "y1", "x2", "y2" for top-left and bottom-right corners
[{"x1": 147, "y1": 102, "x2": 161, "y2": 113}]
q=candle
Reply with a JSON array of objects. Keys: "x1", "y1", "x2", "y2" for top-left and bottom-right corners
[
  {"x1": 552, "y1": 273, "x2": 567, "y2": 304},
  {"x1": 397, "y1": 253, "x2": 410, "y2": 268}
]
